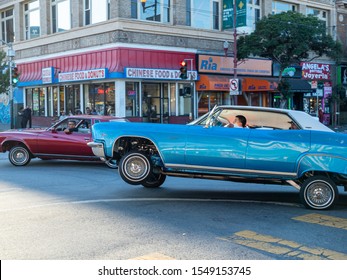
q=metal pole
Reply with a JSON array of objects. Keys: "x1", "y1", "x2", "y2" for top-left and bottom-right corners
[
  {"x1": 233, "y1": 0, "x2": 238, "y2": 104},
  {"x1": 9, "y1": 50, "x2": 13, "y2": 129},
  {"x1": 2, "y1": 40, "x2": 15, "y2": 129}
]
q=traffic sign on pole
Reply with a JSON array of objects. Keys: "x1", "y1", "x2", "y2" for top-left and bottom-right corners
[{"x1": 230, "y1": 78, "x2": 240, "y2": 95}]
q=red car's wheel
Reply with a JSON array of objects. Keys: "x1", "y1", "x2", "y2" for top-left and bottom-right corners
[{"x1": 8, "y1": 145, "x2": 31, "y2": 166}]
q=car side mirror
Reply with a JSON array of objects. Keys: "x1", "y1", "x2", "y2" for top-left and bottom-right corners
[{"x1": 51, "y1": 128, "x2": 57, "y2": 133}]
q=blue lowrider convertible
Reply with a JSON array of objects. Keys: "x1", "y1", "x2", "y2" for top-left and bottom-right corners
[{"x1": 88, "y1": 106, "x2": 347, "y2": 210}]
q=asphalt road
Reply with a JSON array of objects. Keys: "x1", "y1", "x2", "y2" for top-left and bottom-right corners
[{"x1": 0, "y1": 153, "x2": 346, "y2": 260}]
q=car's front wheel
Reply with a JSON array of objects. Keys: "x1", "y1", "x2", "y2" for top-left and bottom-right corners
[
  {"x1": 119, "y1": 151, "x2": 151, "y2": 185},
  {"x1": 300, "y1": 176, "x2": 338, "y2": 210},
  {"x1": 8, "y1": 145, "x2": 31, "y2": 166}
]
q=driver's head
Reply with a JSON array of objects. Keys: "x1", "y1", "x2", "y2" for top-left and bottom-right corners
[
  {"x1": 233, "y1": 115, "x2": 247, "y2": 128},
  {"x1": 68, "y1": 120, "x2": 76, "y2": 128}
]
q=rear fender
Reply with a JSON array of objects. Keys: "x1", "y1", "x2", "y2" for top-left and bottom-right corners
[{"x1": 297, "y1": 154, "x2": 347, "y2": 177}]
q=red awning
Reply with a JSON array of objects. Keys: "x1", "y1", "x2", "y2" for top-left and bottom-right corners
[{"x1": 18, "y1": 47, "x2": 196, "y2": 82}]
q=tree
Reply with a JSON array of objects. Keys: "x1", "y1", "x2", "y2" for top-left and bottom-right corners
[
  {"x1": 237, "y1": 11, "x2": 342, "y2": 108},
  {"x1": 0, "y1": 50, "x2": 10, "y2": 94}
]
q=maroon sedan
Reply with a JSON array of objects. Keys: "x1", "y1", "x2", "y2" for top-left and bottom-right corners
[{"x1": 0, "y1": 115, "x2": 125, "y2": 168}]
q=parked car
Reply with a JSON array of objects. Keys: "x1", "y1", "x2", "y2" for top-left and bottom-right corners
[
  {"x1": 88, "y1": 106, "x2": 347, "y2": 210},
  {"x1": 0, "y1": 115, "x2": 126, "y2": 168}
]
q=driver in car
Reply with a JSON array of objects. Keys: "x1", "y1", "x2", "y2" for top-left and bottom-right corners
[{"x1": 64, "y1": 120, "x2": 78, "y2": 134}]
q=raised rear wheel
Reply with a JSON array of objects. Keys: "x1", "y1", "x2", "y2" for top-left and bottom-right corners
[
  {"x1": 8, "y1": 145, "x2": 31, "y2": 166},
  {"x1": 118, "y1": 151, "x2": 151, "y2": 185},
  {"x1": 142, "y1": 172, "x2": 166, "y2": 188},
  {"x1": 300, "y1": 176, "x2": 338, "y2": 210}
]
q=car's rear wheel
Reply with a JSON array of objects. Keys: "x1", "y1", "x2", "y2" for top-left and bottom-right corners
[
  {"x1": 9, "y1": 145, "x2": 31, "y2": 166},
  {"x1": 119, "y1": 151, "x2": 151, "y2": 185},
  {"x1": 142, "y1": 171, "x2": 166, "y2": 188},
  {"x1": 300, "y1": 176, "x2": 338, "y2": 210}
]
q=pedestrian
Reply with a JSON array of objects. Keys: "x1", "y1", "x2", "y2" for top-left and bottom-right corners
[
  {"x1": 59, "y1": 111, "x2": 67, "y2": 120},
  {"x1": 21, "y1": 106, "x2": 32, "y2": 128},
  {"x1": 318, "y1": 108, "x2": 324, "y2": 123}
]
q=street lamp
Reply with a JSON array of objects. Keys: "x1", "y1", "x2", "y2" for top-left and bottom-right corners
[{"x1": 1, "y1": 40, "x2": 15, "y2": 129}]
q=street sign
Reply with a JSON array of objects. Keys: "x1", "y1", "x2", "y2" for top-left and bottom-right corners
[
  {"x1": 222, "y1": 0, "x2": 247, "y2": 30},
  {"x1": 230, "y1": 78, "x2": 240, "y2": 95}
]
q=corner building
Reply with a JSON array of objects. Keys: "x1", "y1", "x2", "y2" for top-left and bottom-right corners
[{"x1": 0, "y1": 0, "x2": 344, "y2": 128}]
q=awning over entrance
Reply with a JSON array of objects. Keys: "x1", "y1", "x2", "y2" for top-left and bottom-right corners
[
  {"x1": 287, "y1": 79, "x2": 313, "y2": 92},
  {"x1": 17, "y1": 47, "x2": 196, "y2": 82},
  {"x1": 196, "y1": 76, "x2": 313, "y2": 93},
  {"x1": 196, "y1": 75, "x2": 230, "y2": 91},
  {"x1": 242, "y1": 78, "x2": 278, "y2": 92}
]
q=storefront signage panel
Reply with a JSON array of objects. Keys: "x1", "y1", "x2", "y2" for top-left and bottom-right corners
[
  {"x1": 198, "y1": 55, "x2": 272, "y2": 76},
  {"x1": 125, "y1": 68, "x2": 198, "y2": 80},
  {"x1": 58, "y1": 68, "x2": 107, "y2": 82},
  {"x1": 42, "y1": 67, "x2": 54, "y2": 84},
  {"x1": 300, "y1": 62, "x2": 331, "y2": 80}
]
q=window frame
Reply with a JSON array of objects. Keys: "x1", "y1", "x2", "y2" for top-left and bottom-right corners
[
  {"x1": 24, "y1": 0, "x2": 40, "y2": 40},
  {"x1": 51, "y1": 0, "x2": 71, "y2": 34}
]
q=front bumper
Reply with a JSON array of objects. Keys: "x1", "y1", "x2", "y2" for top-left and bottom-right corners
[{"x1": 87, "y1": 141, "x2": 106, "y2": 159}]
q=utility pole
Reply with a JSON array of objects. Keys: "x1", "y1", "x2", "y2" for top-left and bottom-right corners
[{"x1": 232, "y1": 0, "x2": 239, "y2": 104}]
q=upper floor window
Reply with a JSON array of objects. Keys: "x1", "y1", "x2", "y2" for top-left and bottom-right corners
[
  {"x1": 52, "y1": 0, "x2": 71, "y2": 33},
  {"x1": 188, "y1": 0, "x2": 220, "y2": 30},
  {"x1": 246, "y1": 0, "x2": 261, "y2": 32},
  {"x1": 24, "y1": 0, "x2": 40, "y2": 40},
  {"x1": 84, "y1": 0, "x2": 110, "y2": 25},
  {"x1": 131, "y1": 0, "x2": 170, "y2": 23},
  {"x1": 1, "y1": 9, "x2": 14, "y2": 43},
  {"x1": 306, "y1": 7, "x2": 327, "y2": 26},
  {"x1": 272, "y1": 1, "x2": 296, "y2": 14}
]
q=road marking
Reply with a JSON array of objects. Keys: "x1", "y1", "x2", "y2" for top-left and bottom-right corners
[
  {"x1": 292, "y1": 213, "x2": 347, "y2": 230},
  {"x1": 219, "y1": 230, "x2": 347, "y2": 260},
  {"x1": 130, "y1": 252, "x2": 175, "y2": 260},
  {"x1": 0, "y1": 198, "x2": 298, "y2": 213}
]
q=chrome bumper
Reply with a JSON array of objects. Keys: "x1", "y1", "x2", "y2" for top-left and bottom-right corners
[{"x1": 87, "y1": 141, "x2": 106, "y2": 159}]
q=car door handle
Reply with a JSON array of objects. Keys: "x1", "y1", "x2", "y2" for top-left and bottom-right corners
[{"x1": 84, "y1": 138, "x2": 90, "y2": 141}]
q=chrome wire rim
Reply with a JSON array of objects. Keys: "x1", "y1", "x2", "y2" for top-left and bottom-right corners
[
  {"x1": 123, "y1": 155, "x2": 149, "y2": 182},
  {"x1": 306, "y1": 181, "x2": 334, "y2": 208}
]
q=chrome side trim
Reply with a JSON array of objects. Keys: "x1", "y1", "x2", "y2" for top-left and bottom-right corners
[
  {"x1": 165, "y1": 163, "x2": 297, "y2": 177},
  {"x1": 33, "y1": 153, "x2": 99, "y2": 160}
]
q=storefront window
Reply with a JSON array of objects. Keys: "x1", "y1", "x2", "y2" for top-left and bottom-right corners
[
  {"x1": 59, "y1": 86, "x2": 65, "y2": 115},
  {"x1": 25, "y1": 89, "x2": 33, "y2": 111},
  {"x1": 26, "y1": 88, "x2": 46, "y2": 116},
  {"x1": 178, "y1": 85, "x2": 192, "y2": 116},
  {"x1": 125, "y1": 82, "x2": 140, "y2": 117},
  {"x1": 52, "y1": 86, "x2": 59, "y2": 116},
  {"x1": 197, "y1": 92, "x2": 224, "y2": 116},
  {"x1": 84, "y1": 83, "x2": 115, "y2": 115},
  {"x1": 66, "y1": 85, "x2": 81, "y2": 115},
  {"x1": 142, "y1": 83, "x2": 160, "y2": 122},
  {"x1": 169, "y1": 83, "x2": 176, "y2": 116}
]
